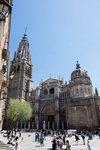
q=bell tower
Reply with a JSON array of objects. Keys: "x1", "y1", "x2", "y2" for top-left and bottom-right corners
[{"x1": 8, "y1": 33, "x2": 33, "y2": 100}]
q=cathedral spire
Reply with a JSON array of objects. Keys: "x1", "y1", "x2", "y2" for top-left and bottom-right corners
[{"x1": 13, "y1": 33, "x2": 31, "y2": 63}]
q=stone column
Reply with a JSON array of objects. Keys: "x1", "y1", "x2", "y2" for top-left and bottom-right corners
[
  {"x1": 55, "y1": 111, "x2": 60, "y2": 130},
  {"x1": 52, "y1": 121, "x2": 54, "y2": 130},
  {"x1": 20, "y1": 122, "x2": 23, "y2": 130},
  {"x1": 28, "y1": 121, "x2": 30, "y2": 130},
  {"x1": 24, "y1": 122, "x2": 26, "y2": 131},
  {"x1": 36, "y1": 121, "x2": 39, "y2": 130},
  {"x1": 43, "y1": 120, "x2": 46, "y2": 130},
  {"x1": 32, "y1": 122, "x2": 34, "y2": 129},
  {"x1": 62, "y1": 121, "x2": 64, "y2": 129},
  {"x1": 55, "y1": 98, "x2": 60, "y2": 130},
  {"x1": 48, "y1": 121, "x2": 50, "y2": 130}
]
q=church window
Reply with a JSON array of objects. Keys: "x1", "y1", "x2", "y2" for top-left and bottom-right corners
[
  {"x1": 80, "y1": 88, "x2": 83, "y2": 93},
  {"x1": 44, "y1": 89, "x2": 48, "y2": 95},
  {"x1": 67, "y1": 91, "x2": 70, "y2": 97},
  {"x1": 65, "y1": 92, "x2": 66, "y2": 97},
  {"x1": 62, "y1": 93, "x2": 64, "y2": 97},
  {"x1": 17, "y1": 65, "x2": 20, "y2": 71},
  {"x1": 85, "y1": 87, "x2": 87, "y2": 93},
  {"x1": 88, "y1": 88, "x2": 91, "y2": 93},
  {"x1": 49, "y1": 88, "x2": 55, "y2": 94},
  {"x1": 76, "y1": 89, "x2": 78, "y2": 93}
]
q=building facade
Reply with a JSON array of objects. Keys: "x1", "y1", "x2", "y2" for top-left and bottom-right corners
[
  {"x1": 0, "y1": 0, "x2": 12, "y2": 129},
  {"x1": 31, "y1": 62, "x2": 100, "y2": 130},
  {"x1": 8, "y1": 35, "x2": 100, "y2": 130}
]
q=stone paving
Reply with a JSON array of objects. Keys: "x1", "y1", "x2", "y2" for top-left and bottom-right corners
[{"x1": 0, "y1": 132, "x2": 100, "y2": 150}]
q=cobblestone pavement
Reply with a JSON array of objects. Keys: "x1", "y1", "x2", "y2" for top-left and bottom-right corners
[{"x1": 0, "y1": 132, "x2": 100, "y2": 150}]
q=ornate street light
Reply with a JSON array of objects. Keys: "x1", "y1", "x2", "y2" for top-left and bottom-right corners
[{"x1": 0, "y1": 0, "x2": 12, "y2": 22}]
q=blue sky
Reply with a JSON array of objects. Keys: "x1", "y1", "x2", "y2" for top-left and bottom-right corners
[{"x1": 10, "y1": 0, "x2": 100, "y2": 92}]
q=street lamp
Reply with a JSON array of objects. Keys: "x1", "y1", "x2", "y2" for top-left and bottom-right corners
[{"x1": 0, "y1": 0, "x2": 12, "y2": 22}]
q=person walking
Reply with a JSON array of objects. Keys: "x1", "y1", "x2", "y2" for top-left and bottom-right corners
[
  {"x1": 87, "y1": 140, "x2": 92, "y2": 150},
  {"x1": 65, "y1": 140, "x2": 71, "y2": 150},
  {"x1": 81, "y1": 134, "x2": 85, "y2": 145},
  {"x1": 52, "y1": 138, "x2": 57, "y2": 150},
  {"x1": 15, "y1": 142, "x2": 18, "y2": 150},
  {"x1": 75, "y1": 134, "x2": 80, "y2": 144}
]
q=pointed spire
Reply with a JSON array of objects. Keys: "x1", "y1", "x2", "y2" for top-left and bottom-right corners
[
  {"x1": 25, "y1": 27, "x2": 27, "y2": 34},
  {"x1": 22, "y1": 33, "x2": 28, "y2": 41},
  {"x1": 12, "y1": 32, "x2": 32, "y2": 64}
]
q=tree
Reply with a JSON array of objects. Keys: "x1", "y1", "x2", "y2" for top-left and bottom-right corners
[{"x1": 7, "y1": 99, "x2": 32, "y2": 132}]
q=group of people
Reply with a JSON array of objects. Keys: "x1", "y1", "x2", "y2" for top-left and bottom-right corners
[
  {"x1": 6, "y1": 130, "x2": 22, "y2": 150},
  {"x1": 52, "y1": 136, "x2": 71, "y2": 150},
  {"x1": 2, "y1": 129, "x2": 100, "y2": 150},
  {"x1": 51, "y1": 129, "x2": 100, "y2": 150},
  {"x1": 35, "y1": 131, "x2": 46, "y2": 146}
]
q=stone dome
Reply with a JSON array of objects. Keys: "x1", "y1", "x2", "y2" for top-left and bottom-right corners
[
  {"x1": 69, "y1": 62, "x2": 93, "y2": 98},
  {"x1": 71, "y1": 62, "x2": 88, "y2": 80}
]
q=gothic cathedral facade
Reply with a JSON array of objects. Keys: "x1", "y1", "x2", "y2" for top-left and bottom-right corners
[{"x1": 8, "y1": 34, "x2": 100, "y2": 130}]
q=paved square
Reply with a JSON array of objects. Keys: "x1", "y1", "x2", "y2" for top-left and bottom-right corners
[{"x1": 0, "y1": 132, "x2": 100, "y2": 150}]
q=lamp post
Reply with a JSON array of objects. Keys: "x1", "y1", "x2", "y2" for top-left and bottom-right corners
[{"x1": 0, "y1": 0, "x2": 12, "y2": 22}]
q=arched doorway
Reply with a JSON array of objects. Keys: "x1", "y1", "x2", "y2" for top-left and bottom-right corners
[{"x1": 41, "y1": 104, "x2": 55, "y2": 130}]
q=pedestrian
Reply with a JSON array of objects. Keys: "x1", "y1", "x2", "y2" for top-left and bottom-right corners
[
  {"x1": 19, "y1": 130, "x2": 21, "y2": 137},
  {"x1": 98, "y1": 131, "x2": 100, "y2": 139},
  {"x1": 65, "y1": 140, "x2": 71, "y2": 150},
  {"x1": 63, "y1": 135, "x2": 66, "y2": 144},
  {"x1": 15, "y1": 142, "x2": 18, "y2": 150},
  {"x1": 87, "y1": 140, "x2": 92, "y2": 150},
  {"x1": 75, "y1": 134, "x2": 80, "y2": 144},
  {"x1": 81, "y1": 134, "x2": 85, "y2": 145},
  {"x1": 57, "y1": 137, "x2": 64, "y2": 150},
  {"x1": 21, "y1": 137, "x2": 23, "y2": 142},
  {"x1": 39, "y1": 132, "x2": 44, "y2": 146},
  {"x1": 52, "y1": 138, "x2": 57, "y2": 150}
]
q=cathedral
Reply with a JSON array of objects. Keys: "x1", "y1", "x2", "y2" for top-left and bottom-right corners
[{"x1": 8, "y1": 33, "x2": 100, "y2": 130}]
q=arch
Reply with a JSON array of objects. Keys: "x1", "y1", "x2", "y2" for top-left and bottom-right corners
[
  {"x1": 17, "y1": 65, "x2": 20, "y2": 71},
  {"x1": 41, "y1": 104, "x2": 55, "y2": 116},
  {"x1": 76, "y1": 88, "x2": 79, "y2": 94},
  {"x1": 44, "y1": 89, "x2": 48, "y2": 95},
  {"x1": 41, "y1": 104, "x2": 55, "y2": 129},
  {"x1": 67, "y1": 91, "x2": 70, "y2": 97},
  {"x1": 49, "y1": 88, "x2": 55, "y2": 94},
  {"x1": 80, "y1": 87, "x2": 83, "y2": 93}
]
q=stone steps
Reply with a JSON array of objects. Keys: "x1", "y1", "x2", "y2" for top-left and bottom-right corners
[{"x1": 0, "y1": 141, "x2": 14, "y2": 150}]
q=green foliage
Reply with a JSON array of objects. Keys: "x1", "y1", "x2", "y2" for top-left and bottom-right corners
[{"x1": 7, "y1": 99, "x2": 32, "y2": 124}]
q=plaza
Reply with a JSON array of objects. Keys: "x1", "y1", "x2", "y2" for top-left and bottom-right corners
[
  {"x1": 0, "y1": 1, "x2": 100, "y2": 150},
  {"x1": 0, "y1": 131, "x2": 100, "y2": 150}
]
